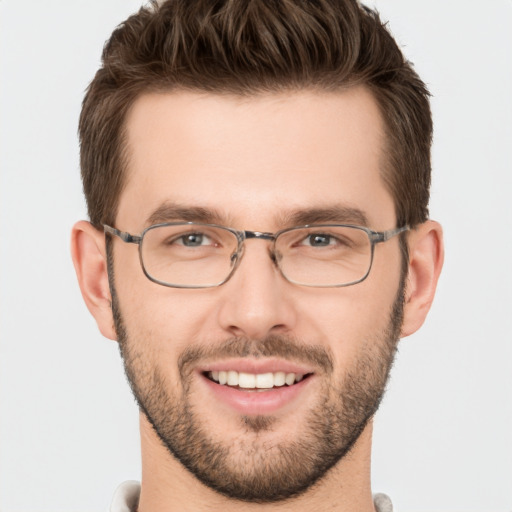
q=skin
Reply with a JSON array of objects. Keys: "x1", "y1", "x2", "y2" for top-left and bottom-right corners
[{"x1": 72, "y1": 87, "x2": 444, "y2": 511}]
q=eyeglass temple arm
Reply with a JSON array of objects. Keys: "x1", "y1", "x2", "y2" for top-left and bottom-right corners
[
  {"x1": 371, "y1": 225, "x2": 410, "y2": 243},
  {"x1": 103, "y1": 225, "x2": 142, "y2": 244}
]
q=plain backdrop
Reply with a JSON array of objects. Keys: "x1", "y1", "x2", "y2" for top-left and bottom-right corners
[{"x1": 1, "y1": 1, "x2": 511, "y2": 511}]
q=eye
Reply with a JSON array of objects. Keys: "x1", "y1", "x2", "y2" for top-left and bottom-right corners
[
  {"x1": 175, "y1": 232, "x2": 213, "y2": 247},
  {"x1": 302, "y1": 233, "x2": 337, "y2": 247}
]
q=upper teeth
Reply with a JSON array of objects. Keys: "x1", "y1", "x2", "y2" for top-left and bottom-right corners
[{"x1": 209, "y1": 370, "x2": 304, "y2": 389}]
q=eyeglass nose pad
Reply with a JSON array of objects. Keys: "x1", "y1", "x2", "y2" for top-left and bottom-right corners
[
  {"x1": 230, "y1": 243, "x2": 245, "y2": 268},
  {"x1": 271, "y1": 249, "x2": 282, "y2": 265}
]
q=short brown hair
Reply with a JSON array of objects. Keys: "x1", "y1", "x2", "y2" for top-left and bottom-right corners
[{"x1": 79, "y1": 0, "x2": 432, "y2": 230}]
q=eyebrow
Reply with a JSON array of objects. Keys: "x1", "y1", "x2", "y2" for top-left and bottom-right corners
[
  {"x1": 279, "y1": 206, "x2": 369, "y2": 228},
  {"x1": 145, "y1": 202, "x2": 227, "y2": 226},
  {"x1": 145, "y1": 202, "x2": 369, "y2": 229}
]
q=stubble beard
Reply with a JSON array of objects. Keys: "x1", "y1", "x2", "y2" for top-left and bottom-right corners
[{"x1": 109, "y1": 261, "x2": 405, "y2": 503}]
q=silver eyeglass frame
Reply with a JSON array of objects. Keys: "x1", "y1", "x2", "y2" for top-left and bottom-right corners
[{"x1": 103, "y1": 222, "x2": 409, "y2": 289}]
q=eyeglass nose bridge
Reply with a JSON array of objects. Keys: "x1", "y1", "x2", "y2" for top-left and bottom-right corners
[
  {"x1": 229, "y1": 229, "x2": 280, "y2": 274},
  {"x1": 243, "y1": 230, "x2": 276, "y2": 241}
]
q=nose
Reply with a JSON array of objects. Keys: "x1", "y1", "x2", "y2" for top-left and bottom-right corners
[{"x1": 216, "y1": 239, "x2": 298, "y2": 339}]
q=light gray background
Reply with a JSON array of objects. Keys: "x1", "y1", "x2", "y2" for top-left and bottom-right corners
[{"x1": 1, "y1": 1, "x2": 511, "y2": 511}]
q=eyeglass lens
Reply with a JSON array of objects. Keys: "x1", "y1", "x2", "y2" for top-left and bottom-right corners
[{"x1": 140, "y1": 223, "x2": 373, "y2": 288}]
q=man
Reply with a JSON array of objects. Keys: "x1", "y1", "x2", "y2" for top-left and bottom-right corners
[{"x1": 71, "y1": 0, "x2": 443, "y2": 510}]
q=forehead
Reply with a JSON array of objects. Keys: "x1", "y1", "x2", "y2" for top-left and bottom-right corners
[{"x1": 118, "y1": 88, "x2": 395, "y2": 230}]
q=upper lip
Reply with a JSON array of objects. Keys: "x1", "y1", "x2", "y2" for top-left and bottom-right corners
[{"x1": 198, "y1": 358, "x2": 315, "y2": 375}]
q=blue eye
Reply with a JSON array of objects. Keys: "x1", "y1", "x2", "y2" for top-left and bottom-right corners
[
  {"x1": 182, "y1": 233, "x2": 202, "y2": 246},
  {"x1": 304, "y1": 234, "x2": 334, "y2": 247},
  {"x1": 177, "y1": 233, "x2": 211, "y2": 247}
]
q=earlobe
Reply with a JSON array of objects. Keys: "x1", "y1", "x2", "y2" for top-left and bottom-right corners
[
  {"x1": 401, "y1": 220, "x2": 444, "y2": 338},
  {"x1": 71, "y1": 221, "x2": 117, "y2": 341}
]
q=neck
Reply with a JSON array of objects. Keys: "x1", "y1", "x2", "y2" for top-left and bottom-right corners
[{"x1": 137, "y1": 414, "x2": 376, "y2": 512}]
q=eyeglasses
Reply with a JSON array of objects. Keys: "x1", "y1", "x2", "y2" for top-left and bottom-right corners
[{"x1": 104, "y1": 222, "x2": 409, "y2": 289}]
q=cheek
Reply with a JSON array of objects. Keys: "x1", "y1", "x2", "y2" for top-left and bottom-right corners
[
  {"x1": 111, "y1": 238, "x2": 403, "y2": 375},
  {"x1": 293, "y1": 261, "x2": 401, "y2": 365},
  {"x1": 114, "y1": 255, "x2": 220, "y2": 366}
]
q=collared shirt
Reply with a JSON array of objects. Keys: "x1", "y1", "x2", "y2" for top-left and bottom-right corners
[{"x1": 108, "y1": 481, "x2": 394, "y2": 512}]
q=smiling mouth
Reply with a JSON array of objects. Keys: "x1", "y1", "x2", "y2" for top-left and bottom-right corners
[{"x1": 204, "y1": 370, "x2": 312, "y2": 390}]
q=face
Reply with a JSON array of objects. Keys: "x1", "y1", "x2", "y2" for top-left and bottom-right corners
[{"x1": 110, "y1": 88, "x2": 405, "y2": 502}]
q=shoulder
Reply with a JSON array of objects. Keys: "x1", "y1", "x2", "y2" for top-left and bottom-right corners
[
  {"x1": 373, "y1": 493, "x2": 394, "y2": 512},
  {"x1": 108, "y1": 481, "x2": 141, "y2": 512}
]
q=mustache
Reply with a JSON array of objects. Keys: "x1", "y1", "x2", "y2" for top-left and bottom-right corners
[{"x1": 178, "y1": 335, "x2": 334, "y2": 378}]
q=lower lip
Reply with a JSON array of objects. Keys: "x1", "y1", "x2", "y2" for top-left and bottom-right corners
[{"x1": 201, "y1": 373, "x2": 312, "y2": 415}]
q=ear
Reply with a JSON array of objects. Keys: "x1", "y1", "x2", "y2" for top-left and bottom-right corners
[
  {"x1": 401, "y1": 220, "x2": 444, "y2": 337},
  {"x1": 71, "y1": 221, "x2": 117, "y2": 341}
]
